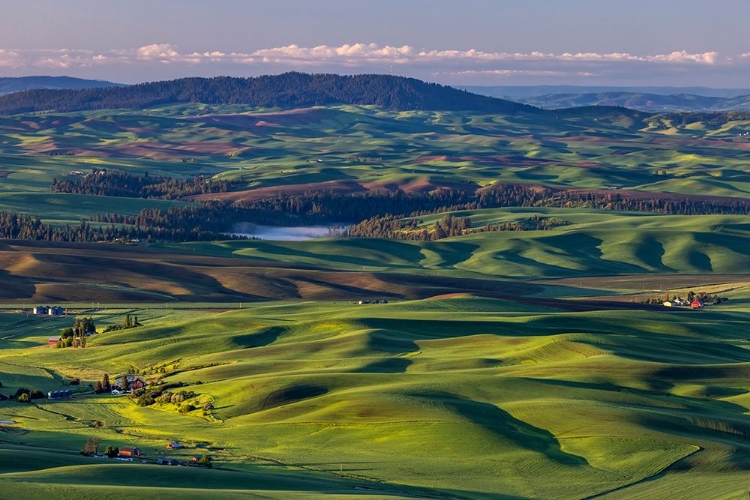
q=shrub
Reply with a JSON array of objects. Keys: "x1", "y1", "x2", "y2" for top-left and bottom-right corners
[
  {"x1": 155, "y1": 392, "x2": 173, "y2": 404},
  {"x1": 104, "y1": 446, "x2": 119, "y2": 458},
  {"x1": 18, "y1": 393, "x2": 30, "y2": 403},
  {"x1": 13, "y1": 388, "x2": 30, "y2": 399},
  {"x1": 179, "y1": 403, "x2": 195, "y2": 414},
  {"x1": 136, "y1": 394, "x2": 155, "y2": 407},
  {"x1": 29, "y1": 389, "x2": 45, "y2": 399}
]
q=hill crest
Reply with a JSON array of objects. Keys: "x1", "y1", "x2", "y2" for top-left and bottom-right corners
[
  {"x1": 0, "y1": 72, "x2": 539, "y2": 115},
  {"x1": 0, "y1": 76, "x2": 124, "y2": 95}
]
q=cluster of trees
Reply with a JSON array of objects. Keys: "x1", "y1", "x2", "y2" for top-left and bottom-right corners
[
  {"x1": 83, "y1": 437, "x2": 101, "y2": 455},
  {"x1": 0, "y1": 72, "x2": 535, "y2": 115},
  {"x1": 10, "y1": 387, "x2": 45, "y2": 403},
  {"x1": 340, "y1": 214, "x2": 472, "y2": 240},
  {"x1": 476, "y1": 215, "x2": 570, "y2": 233},
  {"x1": 57, "y1": 317, "x2": 95, "y2": 348},
  {"x1": 131, "y1": 385, "x2": 199, "y2": 413},
  {"x1": 93, "y1": 374, "x2": 112, "y2": 394},
  {"x1": 81, "y1": 437, "x2": 121, "y2": 458},
  {"x1": 51, "y1": 169, "x2": 236, "y2": 199},
  {"x1": 342, "y1": 213, "x2": 571, "y2": 240},
  {"x1": 102, "y1": 314, "x2": 141, "y2": 333},
  {"x1": 640, "y1": 290, "x2": 729, "y2": 305}
]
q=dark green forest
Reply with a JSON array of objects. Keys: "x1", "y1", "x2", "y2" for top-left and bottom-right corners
[{"x1": 0, "y1": 73, "x2": 538, "y2": 115}]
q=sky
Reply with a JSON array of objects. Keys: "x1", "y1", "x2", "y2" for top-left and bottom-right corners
[{"x1": 1, "y1": 0, "x2": 749, "y2": 87}]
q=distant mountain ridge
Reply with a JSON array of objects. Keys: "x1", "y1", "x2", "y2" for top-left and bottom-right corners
[
  {"x1": 467, "y1": 85, "x2": 750, "y2": 99},
  {"x1": 506, "y1": 92, "x2": 750, "y2": 112},
  {"x1": 0, "y1": 73, "x2": 540, "y2": 115},
  {"x1": 0, "y1": 76, "x2": 125, "y2": 95},
  {"x1": 467, "y1": 86, "x2": 750, "y2": 112}
]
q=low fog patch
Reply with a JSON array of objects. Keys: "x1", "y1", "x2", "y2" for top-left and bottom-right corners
[{"x1": 233, "y1": 223, "x2": 344, "y2": 241}]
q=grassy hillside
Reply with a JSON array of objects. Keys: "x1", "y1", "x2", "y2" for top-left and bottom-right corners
[
  {"x1": 1, "y1": 294, "x2": 749, "y2": 498},
  {"x1": 1, "y1": 104, "x2": 749, "y2": 219},
  {"x1": 0, "y1": 209, "x2": 747, "y2": 304}
]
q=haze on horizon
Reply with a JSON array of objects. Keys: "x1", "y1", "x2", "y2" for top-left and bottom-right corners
[{"x1": 1, "y1": 0, "x2": 749, "y2": 88}]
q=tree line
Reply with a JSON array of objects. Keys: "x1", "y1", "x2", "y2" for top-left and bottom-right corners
[
  {"x1": 340, "y1": 213, "x2": 570, "y2": 240},
  {"x1": 0, "y1": 72, "x2": 536, "y2": 115},
  {"x1": 51, "y1": 169, "x2": 236, "y2": 199},
  {"x1": 1, "y1": 180, "x2": 749, "y2": 244}
]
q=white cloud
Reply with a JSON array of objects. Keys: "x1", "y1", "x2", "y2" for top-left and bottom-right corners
[
  {"x1": 0, "y1": 43, "x2": 732, "y2": 70},
  {"x1": 0, "y1": 43, "x2": 745, "y2": 85},
  {"x1": 137, "y1": 43, "x2": 180, "y2": 61},
  {"x1": 0, "y1": 49, "x2": 20, "y2": 67}
]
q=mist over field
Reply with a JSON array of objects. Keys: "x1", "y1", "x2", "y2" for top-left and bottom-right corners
[{"x1": 233, "y1": 223, "x2": 340, "y2": 241}]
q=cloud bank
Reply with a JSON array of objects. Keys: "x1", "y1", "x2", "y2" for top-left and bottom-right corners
[{"x1": 0, "y1": 43, "x2": 743, "y2": 86}]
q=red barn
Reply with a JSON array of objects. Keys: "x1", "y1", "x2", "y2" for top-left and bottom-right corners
[{"x1": 119, "y1": 446, "x2": 143, "y2": 458}]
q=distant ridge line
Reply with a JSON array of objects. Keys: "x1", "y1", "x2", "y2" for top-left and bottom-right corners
[{"x1": 0, "y1": 72, "x2": 540, "y2": 115}]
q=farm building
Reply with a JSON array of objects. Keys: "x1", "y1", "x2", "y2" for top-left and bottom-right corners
[
  {"x1": 119, "y1": 446, "x2": 143, "y2": 458},
  {"x1": 47, "y1": 390, "x2": 73, "y2": 400},
  {"x1": 157, "y1": 457, "x2": 179, "y2": 466},
  {"x1": 33, "y1": 305, "x2": 64, "y2": 315},
  {"x1": 48, "y1": 337, "x2": 60, "y2": 346},
  {"x1": 116, "y1": 375, "x2": 146, "y2": 391},
  {"x1": 166, "y1": 441, "x2": 183, "y2": 449}
]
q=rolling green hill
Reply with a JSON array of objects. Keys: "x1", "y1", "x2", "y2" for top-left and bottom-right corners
[{"x1": 1, "y1": 292, "x2": 749, "y2": 498}]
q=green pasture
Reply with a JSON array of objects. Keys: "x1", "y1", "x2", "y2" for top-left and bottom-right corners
[
  {"x1": 1, "y1": 294, "x2": 749, "y2": 498},
  {"x1": 174, "y1": 209, "x2": 750, "y2": 278},
  {"x1": 1, "y1": 101, "x2": 750, "y2": 497},
  {"x1": 2, "y1": 105, "x2": 750, "y2": 224}
]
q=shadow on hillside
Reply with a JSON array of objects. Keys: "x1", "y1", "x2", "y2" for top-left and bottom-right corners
[
  {"x1": 352, "y1": 357, "x2": 412, "y2": 373},
  {"x1": 359, "y1": 314, "x2": 750, "y2": 367},
  {"x1": 687, "y1": 250, "x2": 713, "y2": 272},
  {"x1": 0, "y1": 270, "x2": 35, "y2": 299},
  {"x1": 421, "y1": 241, "x2": 480, "y2": 269},
  {"x1": 248, "y1": 239, "x2": 423, "y2": 269},
  {"x1": 288, "y1": 274, "x2": 397, "y2": 298},
  {"x1": 233, "y1": 326, "x2": 286, "y2": 348},
  {"x1": 409, "y1": 391, "x2": 588, "y2": 466},
  {"x1": 31, "y1": 253, "x2": 263, "y2": 302},
  {"x1": 373, "y1": 273, "x2": 543, "y2": 298},
  {"x1": 258, "y1": 384, "x2": 328, "y2": 412},
  {"x1": 635, "y1": 235, "x2": 675, "y2": 272},
  {"x1": 363, "y1": 329, "x2": 419, "y2": 355}
]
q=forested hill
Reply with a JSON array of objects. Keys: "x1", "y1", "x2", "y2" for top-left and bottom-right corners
[
  {"x1": 0, "y1": 72, "x2": 540, "y2": 115},
  {"x1": 0, "y1": 76, "x2": 124, "y2": 95}
]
